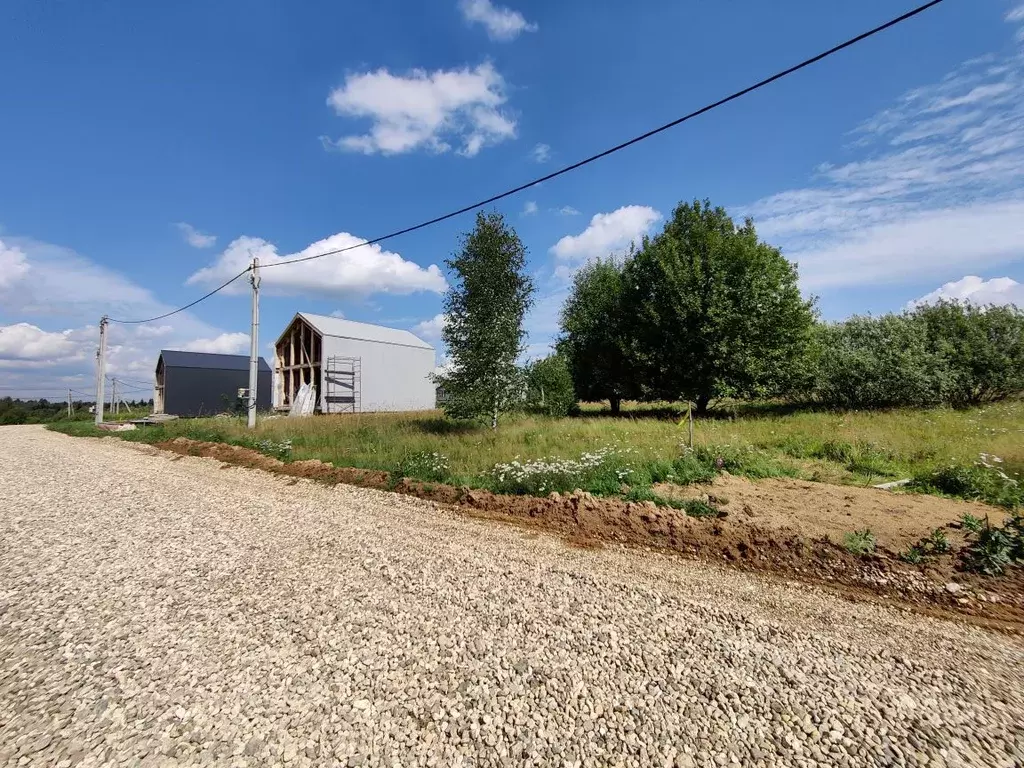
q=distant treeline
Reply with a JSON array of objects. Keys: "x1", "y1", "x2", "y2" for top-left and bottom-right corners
[{"x1": 0, "y1": 397, "x2": 153, "y2": 425}]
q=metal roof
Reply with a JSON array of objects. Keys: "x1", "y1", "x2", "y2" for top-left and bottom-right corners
[
  {"x1": 295, "y1": 312, "x2": 433, "y2": 350},
  {"x1": 158, "y1": 350, "x2": 271, "y2": 372}
]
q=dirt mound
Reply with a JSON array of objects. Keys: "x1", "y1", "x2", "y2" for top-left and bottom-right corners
[
  {"x1": 156, "y1": 437, "x2": 1024, "y2": 631},
  {"x1": 658, "y1": 474, "x2": 1009, "y2": 552}
]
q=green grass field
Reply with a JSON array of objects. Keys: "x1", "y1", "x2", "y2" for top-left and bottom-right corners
[{"x1": 49, "y1": 399, "x2": 1024, "y2": 508}]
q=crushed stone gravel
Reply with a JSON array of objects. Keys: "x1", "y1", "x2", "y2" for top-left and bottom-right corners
[{"x1": 1, "y1": 425, "x2": 1023, "y2": 768}]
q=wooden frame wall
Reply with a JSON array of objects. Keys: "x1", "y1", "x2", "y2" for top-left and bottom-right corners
[
  {"x1": 274, "y1": 317, "x2": 322, "y2": 408},
  {"x1": 154, "y1": 357, "x2": 166, "y2": 413}
]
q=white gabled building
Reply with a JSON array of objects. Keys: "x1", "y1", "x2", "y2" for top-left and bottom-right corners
[{"x1": 273, "y1": 312, "x2": 436, "y2": 413}]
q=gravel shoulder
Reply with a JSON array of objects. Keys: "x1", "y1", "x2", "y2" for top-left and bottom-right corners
[{"x1": 1, "y1": 425, "x2": 1023, "y2": 767}]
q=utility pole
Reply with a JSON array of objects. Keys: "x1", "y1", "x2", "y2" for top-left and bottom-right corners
[
  {"x1": 111, "y1": 377, "x2": 118, "y2": 416},
  {"x1": 95, "y1": 316, "x2": 108, "y2": 425},
  {"x1": 68, "y1": 389, "x2": 73, "y2": 418},
  {"x1": 247, "y1": 258, "x2": 260, "y2": 430}
]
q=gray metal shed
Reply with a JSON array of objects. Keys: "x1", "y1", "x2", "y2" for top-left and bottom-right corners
[
  {"x1": 273, "y1": 313, "x2": 435, "y2": 413},
  {"x1": 155, "y1": 350, "x2": 271, "y2": 417}
]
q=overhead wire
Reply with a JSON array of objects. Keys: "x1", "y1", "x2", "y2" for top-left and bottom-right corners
[
  {"x1": 261, "y1": 0, "x2": 947, "y2": 272},
  {"x1": 106, "y1": 267, "x2": 251, "y2": 325},
  {"x1": 101, "y1": 0, "x2": 945, "y2": 323}
]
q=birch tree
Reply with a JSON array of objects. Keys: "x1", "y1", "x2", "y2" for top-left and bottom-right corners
[{"x1": 438, "y1": 211, "x2": 534, "y2": 428}]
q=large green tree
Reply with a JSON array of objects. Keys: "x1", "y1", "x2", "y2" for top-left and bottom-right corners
[
  {"x1": 438, "y1": 211, "x2": 534, "y2": 428},
  {"x1": 622, "y1": 200, "x2": 816, "y2": 413},
  {"x1": 558, "y1": 258, "x2": 638, "y2": 413}
]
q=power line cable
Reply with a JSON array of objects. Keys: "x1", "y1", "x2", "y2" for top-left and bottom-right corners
[
  {"x1": 107, "y1": 267, "x2": 251, "y2": 325},
  {"x1": 101, "y1": 0, "x2": 945, "y2": 323},
  {"x1": 262, "y1": 0, "x2": 947, "y2": 272}
]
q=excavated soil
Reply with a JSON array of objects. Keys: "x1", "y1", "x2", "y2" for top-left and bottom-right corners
[
  {"x1": 657, "y1": 474, "x2": 1010, "y2": 552},
  {"x1": 155, "y1": 438, "x2": 1024, "y2": 631}
]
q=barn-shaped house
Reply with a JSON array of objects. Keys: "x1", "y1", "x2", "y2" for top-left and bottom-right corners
[
  {"x1": 274, "y1": 313, "x2": 435, "y2": 413},
  {"x1": 155, "y1": 350, "x2": 271, "y2": 417}
]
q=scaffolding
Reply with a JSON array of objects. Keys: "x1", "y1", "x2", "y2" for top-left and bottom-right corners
[{"x1": 323, "y1": 356, "x2": 361, "y2": 414}]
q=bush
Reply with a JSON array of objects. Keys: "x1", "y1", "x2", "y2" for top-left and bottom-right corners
[
  {"x1": 524, "y1": 354, "x2": 577, "y2": 418},
  {"x1": 811, "y1": 315, "x2": 946, "y2": 409},
  {"x1": 917, "y1": 301, "x2": 1024, "y2": 406},
  {"x1": 806, "y1": 303, "x2": 1024, "y2": 410}
]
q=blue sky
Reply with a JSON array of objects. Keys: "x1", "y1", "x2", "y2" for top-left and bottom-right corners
[{"x1": 2, "y1": 0, "x2": 1024, "y2": 398}]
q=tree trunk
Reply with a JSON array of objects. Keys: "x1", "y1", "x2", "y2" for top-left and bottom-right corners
[
  {"x1": 609, "y1": 396, "x2": 621, "y2": 414},
  {"x1": 694, "y1": 394, "x2": 711, "y2": 415},
  {"x1": 492, "y1": 399, "x2": 498, "y2": 430}
]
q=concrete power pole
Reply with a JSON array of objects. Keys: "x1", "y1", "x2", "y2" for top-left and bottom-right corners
[
  {"x1": 95, "y1": 316, "x2": 108, "y2": 425},
  {"x1": 247, "y1": 258, "x2": 260, "y2": 430},
  {"x1": 68, "y1": 389, "x2": 73, "y2": 418}
]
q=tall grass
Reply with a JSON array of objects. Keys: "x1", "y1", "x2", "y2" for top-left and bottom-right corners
[{"x1": 49, "y1": 399, "x2": 1024, "y2": 506}]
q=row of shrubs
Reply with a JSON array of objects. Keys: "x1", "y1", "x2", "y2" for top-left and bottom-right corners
[
  {"x1": 526, "y1": 301, "x2": 1024, "y2": 418},
  {"x1": 800, "y1": 302, "x2": 1024, "y2": 409}
]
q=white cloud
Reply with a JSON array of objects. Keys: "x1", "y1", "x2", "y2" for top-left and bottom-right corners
[
  {"x1": 522, "y1": 200, "x2": 538, "y2": 216},
  {"x1": 531, "y1": 143, "x2": 551, "y2": 163},
  {"x1": 188, "y1": 233, "x2": 446, "y2": 297},
  {"x1": 330, "y1": 309, "x2": 346, "y2": 318},
  {"x1": 0, "y1": 323, "x2": 79, "y2": 361},
  {"x1": 908, "y1": 275, "x2": 1024, "y2": 309},
  {"x1": 0, "y1": 234, "x2": 253, "y2": 393},
  {"x1": 550, "y1": 205, "x2": 661, "y2": 269},
  {"x1": 742, "y1": 44, "x2": 1024, "y2": 291},
  {"x1": 458, "y1": 0, "x2": 537, "y2": 41},
  {"x1": 175, "y1": 222, "x2": 216, "y2": 249},
  {"x1": 555, "y1": 206, "x2": 581, "y2": 216},
  {"x1": 182, "y1": 332, "x2": 250, "y2": 355},
  {"x1": 0, "y1": 239, "x2": 29, "y2": 288},
  {"x1": 413, "y1": 313, "x2": 448, "y2": 341},
  {"x1": 134, "y1": 324, "x2": 173, "y2": 338},
  {"x1": 1006, "y1": 5, "x2": 1024, "y2": 24},
  {"x1": 322, "y1": 63, "x2": 515, "y2": 157},
  {"x1": 796, "y1": 200, "x2": 1024, "y2": 290}
]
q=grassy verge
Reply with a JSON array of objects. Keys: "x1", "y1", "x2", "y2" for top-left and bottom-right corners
[{"x1": 47, "y1": 399, "x2": 1024, "y2": 510}]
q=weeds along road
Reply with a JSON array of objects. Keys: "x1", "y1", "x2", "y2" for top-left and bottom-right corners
[{"x1": 1, "y1": 425, "x2": 1022, "y2": 768}]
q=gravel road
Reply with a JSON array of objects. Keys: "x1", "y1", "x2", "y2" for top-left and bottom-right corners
[{"x1": 1, "y1": 425, "x2": 1022, "y2": 768}]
